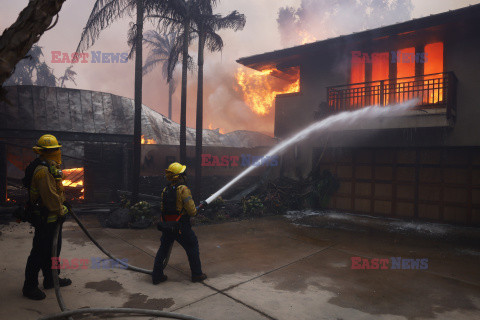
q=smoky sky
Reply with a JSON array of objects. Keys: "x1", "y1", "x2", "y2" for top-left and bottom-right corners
[
  {"x1": 277, "y1": 0, "x2": 414, "y2": 47},
  {"x1": 1, "y1": 0, "x2": 478, "y2": 136}
]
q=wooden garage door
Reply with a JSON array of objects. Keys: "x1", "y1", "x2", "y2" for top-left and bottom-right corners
[{"x1": 314, "y1": 147, "x2": 480, "y2": 226}]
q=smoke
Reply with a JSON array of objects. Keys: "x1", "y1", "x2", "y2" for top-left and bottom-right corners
[{"x1": 277, "y1": 0, "x2": 414, "y2": 47}]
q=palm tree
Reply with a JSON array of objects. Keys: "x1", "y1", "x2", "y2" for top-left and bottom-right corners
[
  {"x1": 0, "y1": 0, "x2": 66, "y2": 99},
  {"x1": 141, "y1": 30, "x2": 178, "y2": 120},
  {"x1": 149, "y1": 0, "x2": 198, "y2": 164},
  {"x1": 5, "y1": 44, "x2": 60, "y2": 87},
  {"x1": 77, "y1": 0, "x2": 176, "y2": 203},
  {"x1": 58, "y1": 66, "x2": 77, "y2": 88},
  {"x1": 5, "y1": 45, "x2": 45, "y2": 86},
  {"x1": 192, "y1": 6, "x2": 245, "y2": 198}
]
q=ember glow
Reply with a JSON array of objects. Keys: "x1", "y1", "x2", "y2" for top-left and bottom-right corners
[
  {"x1": 141, "y1": 135, "x2": 156, "y2": 144},
  {"x1": 235, "y1": 67, "x2": 300, "y2": 115}
]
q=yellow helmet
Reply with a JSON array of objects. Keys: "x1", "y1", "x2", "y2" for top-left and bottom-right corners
[
  {"x1": 166, "y1": 162, "x2": 186, "y2": 180},
  {"x1": 35, "y1": 134, "x2": 62, "y2": 150}
]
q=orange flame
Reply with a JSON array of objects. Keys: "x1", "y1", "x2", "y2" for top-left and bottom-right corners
[
  {"x1": 62, "y1": 168, "x2": 85, "y2": 200},
  {"x1": 208, "y1": 123, "x2": 226, "y2": 134},
  {"x1": 235, "y1": 67, "x2": 300, "y2": 115},
  {"x1": 298, "y1": 30, "x2": 316, "y2": 44},
  {"x1": 62, "y1": 168, "x2": 84, "y2": 188},
  {"x1": 141, "y1": 135, "x2": 156, "y2": 144}
]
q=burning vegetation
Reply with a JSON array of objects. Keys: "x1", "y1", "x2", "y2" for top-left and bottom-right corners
[{"x1": 235, "y1": 66, "x2": 300, "y2": 115}]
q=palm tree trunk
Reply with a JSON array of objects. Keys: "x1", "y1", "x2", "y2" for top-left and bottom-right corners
[
  {"x1": 179, "y1": 19, "x2": 189, "y2": 164},
  {"x1": 0, "y1": 0, "x2": 66, "y2": 95},
  {"x1": 194, "y1": 28, "x2": 205, "y2": 200},
  {"x1": 131, "y1": 0, "x2": 144, "y2": 204},
  {"x1": 168, "y1": 80, "x2": 173, "y2": 120}
]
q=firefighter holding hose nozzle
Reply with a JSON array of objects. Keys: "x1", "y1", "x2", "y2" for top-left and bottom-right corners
[
  {"x1": 152, "y1": 162, "x2": 207, "y2": 284},
  {"x1": 21, "y1": 134, "x2": 71, "y2": 300}
]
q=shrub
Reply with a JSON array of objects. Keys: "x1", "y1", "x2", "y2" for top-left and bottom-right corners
[{"x1": 242, "y1": 196, "x2": 264, "y2": 215}]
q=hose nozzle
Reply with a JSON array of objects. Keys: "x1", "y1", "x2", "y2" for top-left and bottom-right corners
[{"x1": 196, "y1": 200, "x2": 207, "y2": 211}]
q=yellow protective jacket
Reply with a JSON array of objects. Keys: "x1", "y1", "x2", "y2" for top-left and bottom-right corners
[
  {"x1": 29, "y1": 160, "x2": 66, "y2": 223},
  {"x1": 160, "y1": 183, "x2": 197, "y2": 218}
]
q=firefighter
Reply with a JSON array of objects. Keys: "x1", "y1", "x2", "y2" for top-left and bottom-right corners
[
  {"x1": 22, "y1": 134, "x2": 71, "y2": 300},
  {"x1": 152, "y1": 162, "x2": 207, "y2": 284}
]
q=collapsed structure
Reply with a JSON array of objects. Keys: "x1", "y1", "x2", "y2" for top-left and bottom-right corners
[
  {"x1": 237, "y1": 4, "x2": 480, "y2": 226},
  {"x1": 0, "y1": 85, "x2": 275, "y2": 202}
]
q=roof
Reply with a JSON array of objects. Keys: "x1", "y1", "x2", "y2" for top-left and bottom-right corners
[
  {"x1": 237, "y1": 3, "x2": 480, "y2": 71},
  {"x1": 0, "y1": 85, "x2": 275, "y2": 148}
]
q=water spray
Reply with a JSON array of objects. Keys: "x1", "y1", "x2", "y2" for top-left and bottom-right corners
[{"x1": 203, "y1": 100, "x2": 417, "y2": 205}]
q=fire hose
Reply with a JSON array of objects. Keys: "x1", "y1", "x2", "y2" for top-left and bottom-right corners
[{"x1": 38, "y1": 210, "x2": 205, "y2": 320}]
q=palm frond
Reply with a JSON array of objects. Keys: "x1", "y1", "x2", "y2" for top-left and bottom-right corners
[{"x1": 76, "y1": 0, "x2": 132, "y2": 53}]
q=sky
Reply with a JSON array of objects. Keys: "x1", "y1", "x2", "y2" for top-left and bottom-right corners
[{"x1": 1, "y1": 0, "x2": 479, "y2": 136}]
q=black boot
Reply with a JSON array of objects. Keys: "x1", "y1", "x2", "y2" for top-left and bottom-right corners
[
  {"x1": 43, "y1": 278, "x2": 72, "y2": 289},
  {"x1": 191, "y1": 273, "x2": 207, "y2": 283},
  {"x1": 152, "y1": 275, "x2": 168, "y2": 285},
  {"x1": 23, "y1": 287, "x2": 46, "y2": 300}
]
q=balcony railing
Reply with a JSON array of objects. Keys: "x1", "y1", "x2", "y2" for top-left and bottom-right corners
[{"x1": 327, "y1": 72, "x2": 457, "y2": 119}]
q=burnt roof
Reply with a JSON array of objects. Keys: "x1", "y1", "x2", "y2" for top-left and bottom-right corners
[{"x1": 237, "y1": 3, "x2": 480, "y2": 70}]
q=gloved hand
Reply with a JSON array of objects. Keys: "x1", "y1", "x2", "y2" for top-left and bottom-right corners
[
  {"x1": 196, "y1": 200, "x2": 207, "y2": 211},
  {"x1": 57, "y1": 205, "x2": 68, "y2": 224}
]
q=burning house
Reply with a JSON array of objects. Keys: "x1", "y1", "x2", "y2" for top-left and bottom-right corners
[
  {"x1": 0, "y1": 86, "x2": 275, "y2": 203},
  {"x1": 237, "y1": 5, "x2": 480, "y2": 226}
]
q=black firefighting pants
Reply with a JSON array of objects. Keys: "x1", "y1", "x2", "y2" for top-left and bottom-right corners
[
  {"x1": 24, "y1": 222, "x2": 62, "y2": 290},
  {"x1": 152, "y1": 222, "x2": 203, "y2": 281}
]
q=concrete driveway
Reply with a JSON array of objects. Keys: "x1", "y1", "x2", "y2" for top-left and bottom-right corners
[{"x1": 0, "y1": 215, "x2": 479, "y2": 320}]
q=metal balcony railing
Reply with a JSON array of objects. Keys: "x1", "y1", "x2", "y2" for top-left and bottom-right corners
[{"x1": 327, "y1": 72, "x2": 457, "y2": 119}]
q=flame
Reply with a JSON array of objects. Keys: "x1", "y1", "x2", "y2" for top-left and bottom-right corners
[
  {"x1": 208, "y1": 123, "x2": 226, "y2": 134},
  {"x1": 62, "y1": 168, "x2": 85, "y2": 200},
  {"x1": 235, "y1": 67, "x2": 300, "y2": 115},
  {"x1": 62, "y1": 168, "x2": 84, "y2": 188},
  {"x1": 298, "y1": 30, "x2": 316, "y2": 44},
  {"x1": 141, "y1": 135, "x2": 156, "y2": 144}
]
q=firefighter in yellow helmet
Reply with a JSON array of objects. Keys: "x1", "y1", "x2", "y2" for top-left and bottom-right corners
[
  {"x1": 152, "y1": 162, "x2": 207, "y2": 284},
  {"x1": 22, "y1": 134, "x2": 71, "y2": 300}
]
